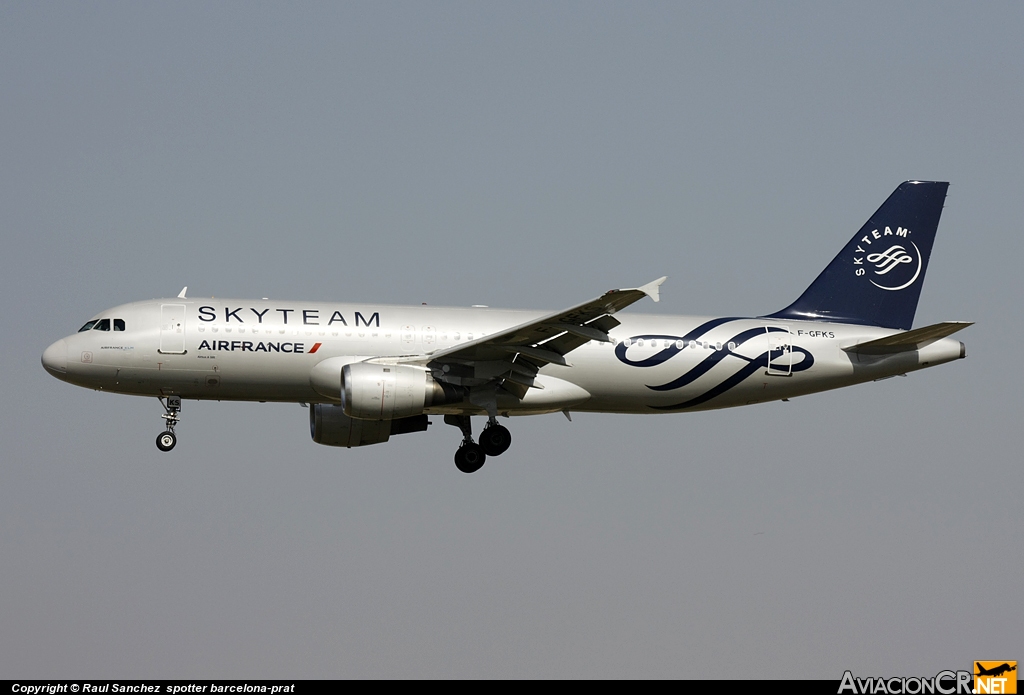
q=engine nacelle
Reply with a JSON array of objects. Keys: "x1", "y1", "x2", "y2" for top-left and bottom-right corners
[
  {"x1": 342, "y1": 362, "x2": 457, "y2": 420},
  {"x1": 310, "y1": 404, "x2": 429, "y2": 448}
]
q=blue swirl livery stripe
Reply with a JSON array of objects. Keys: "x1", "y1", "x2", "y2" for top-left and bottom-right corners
[
  {"x1": 644, "y1": 326, "x2": 771, "y2": 391},
  {"x1": 651, "y1": 344, "x2": 813, "y2": 411},
  {"x1": 614, "y1": 317, "x2": 743, "y2": 367},
  {"x1": 613, "y1": 320, "x2": 815, "y2": 411}
]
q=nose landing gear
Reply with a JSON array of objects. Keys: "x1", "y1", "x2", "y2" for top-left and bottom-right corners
[
  {"x1": 156, "y1": 430, "x2": 176, "y2": 452},
  {"x1": 156, "y1": 395, "x2": 181, "y2": 452}
]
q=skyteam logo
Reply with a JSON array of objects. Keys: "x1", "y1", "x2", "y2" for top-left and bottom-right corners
[
  {"x1": 852, "y1": 226, "x2": 923, "y2": 291},
  {"x1": 869, "y1": 245, "x2": 914, "y2": 275}
]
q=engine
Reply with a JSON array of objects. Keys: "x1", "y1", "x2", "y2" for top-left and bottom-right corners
[
  {"x1": 310, "y1": 404, "x2": 429, "y2": 448},
  {"x1": 341, "y1": 362, "x2": 460, "y2": 420}
]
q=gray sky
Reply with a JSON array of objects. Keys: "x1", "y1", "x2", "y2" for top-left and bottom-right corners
[{"x1": 2, "y1": 1, "x2": 1021, "y2": 678}]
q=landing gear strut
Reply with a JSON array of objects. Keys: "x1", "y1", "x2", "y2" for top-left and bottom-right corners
[
  {"x1": 156, "y1": 395, "x2": 181, "y2": 452},
  {"x1": 445, "y1": 414, "x2": 486, "y2": 473},
  {"x1": 444, "y1": 415, "x2": 513, "y2": 472}
]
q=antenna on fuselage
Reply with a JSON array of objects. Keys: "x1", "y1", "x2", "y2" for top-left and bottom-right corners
[{"x1": 177, "y1": 287, "x2": 188, "y2": 298}]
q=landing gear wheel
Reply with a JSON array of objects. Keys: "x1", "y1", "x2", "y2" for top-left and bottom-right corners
[
  {"x1": 479, "y1": 424, "x2": 512, "y2": 456},
  {"x1": 156, "y1": 431, "x2": 177, "y2": 452},
  {"x1": 455, "y1": 443, "x2": 486, "y2": 473}
]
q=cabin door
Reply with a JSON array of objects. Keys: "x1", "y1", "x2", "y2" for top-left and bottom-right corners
[
  {"x1": 159, "y1": 304, "x2": 187, "y2": 354},
  {"x1": 763, "y1": 325, "x2": 792, "y2": 376}
]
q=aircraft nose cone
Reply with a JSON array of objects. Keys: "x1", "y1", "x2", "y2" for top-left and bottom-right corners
[{"x1": 42, "y1": 339, "x2": 68, "y2": 379}]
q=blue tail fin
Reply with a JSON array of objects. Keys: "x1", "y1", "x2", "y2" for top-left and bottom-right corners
[{"x1": 768, "y1": 181, "x2": 949, "y2": 330}]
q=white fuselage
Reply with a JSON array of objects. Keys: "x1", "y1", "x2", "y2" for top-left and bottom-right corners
[{"x1": 43, "y1": 298, "x2": 965, "y2": 415}]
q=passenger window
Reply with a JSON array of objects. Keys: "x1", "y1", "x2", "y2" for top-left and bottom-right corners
[
  {"x1": 113, "y1": 319, "x2": 125, "y2": 331},
  {"x1": 94, "y1": 319, "x2": 110, "y2": 331},
  {"x1": 79, "y1": 320, "x2": 98, "y2": 332}
]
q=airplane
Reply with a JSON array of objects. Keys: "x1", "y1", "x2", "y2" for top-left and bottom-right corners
[
  {"x1": 41, "y1": 181, "x2": 971, "y2": 473},
  {"x1": 975, "y1": 663, "x2": 1017, "y2": 678}
]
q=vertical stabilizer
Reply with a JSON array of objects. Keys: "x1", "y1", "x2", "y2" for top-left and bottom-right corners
[{"x1": 768, "y1": 181, "x2": 949, "y2": 330}]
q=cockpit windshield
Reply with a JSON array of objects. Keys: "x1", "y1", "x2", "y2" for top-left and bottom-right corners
[{"x1": 78, "y1": 318, "x2": 126, "y2": 332}]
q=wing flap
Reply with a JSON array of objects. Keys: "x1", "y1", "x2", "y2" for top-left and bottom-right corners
[
  {"x1": 495, "y1": 344, "x2": 570, "y2": 366},
  {"x1": 542, "y1": 323, "x2": 610, "y2": 342}
]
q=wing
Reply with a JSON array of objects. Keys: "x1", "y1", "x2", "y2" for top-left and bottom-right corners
[{"x1": 402, "y1": 277, "x2": 666, "y2": 399}]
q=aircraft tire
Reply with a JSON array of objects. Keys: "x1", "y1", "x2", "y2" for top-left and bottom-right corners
[
  {"x1": 156, "y1": 431, "x2": 177, "y2": 452},
  {"x1": 455, "y1": 443, "x2": 486, "y2": 473},
  {"x1": 479, "y1": 424, "x2": 512, "y2": 456}
]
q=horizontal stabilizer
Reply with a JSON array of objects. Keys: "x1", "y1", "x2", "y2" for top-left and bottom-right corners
[{"x1": 843, "y1": 321, "x2": 973, "y2": 355}]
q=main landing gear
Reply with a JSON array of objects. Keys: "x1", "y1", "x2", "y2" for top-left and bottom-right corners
[
  {"x1": 480, "y1": 420, "x2": 512, "y2": 456},
  {"x1": 156, "y1": 395, "x2": 181, "y2": 452},
  {"x1": 445, "y1": 415, "x2": 513, "y2": 473}
]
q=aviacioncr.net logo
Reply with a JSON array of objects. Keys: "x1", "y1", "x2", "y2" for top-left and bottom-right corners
[
  {"x1": 838, "y1": 670, "x2": 972, "y2": 695},
  {"x1": 852, "y1": 226, "x2": 923, "y2": 291}
]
